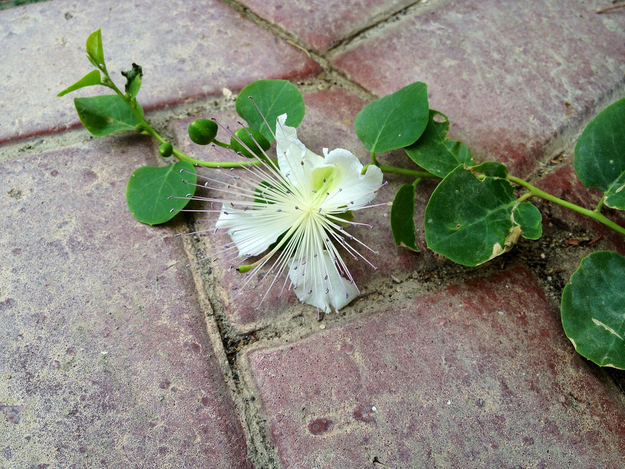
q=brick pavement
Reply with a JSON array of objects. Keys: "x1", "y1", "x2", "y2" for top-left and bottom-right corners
[{"x1": 1, "y1": 0, "x2": 624, "y2": 467}]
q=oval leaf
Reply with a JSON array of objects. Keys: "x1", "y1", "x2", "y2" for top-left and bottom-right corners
[
  {"x1": 354, "y1": 82, "x2": 429, "y2": 153},
  {"x1": 405, "y1": 110, "x2": 475, "y2": 177},
  {"x1": 562, "y1": 251, "x2": 625, "y2": 369},
  {"x1": 57, "y1": 70, "x2": 102, "y2": 97},
  {"x1": 424, "y1": 162, "x2": 542, "y2": 266},
  {"x1": 86, "y1": 29, "x2": 105, "y2": 68},
  {"x1": 391, "y1": 184, "x2": 419, "y2": 251},
  {"x1": 74, "y1": 95, "x2": 143, "y2": 137},
  {"x1": 235, "y1": 80, "x2": 305, "y2": 142},
  {"x1": 126, "y1": 161, "x2": 197, "y2": 225},
  {"x1": 574, "y1": 97, "x2": 625, "y2": 209}
]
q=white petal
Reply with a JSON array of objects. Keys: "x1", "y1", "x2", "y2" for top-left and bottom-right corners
[
  {"x1": 275, "y1": 114, "x2": 324, "y2": 187},
  {"x1": 323, "y1": 148, "x2": 383, "y2": 208},
  {"x1": 216, "y1": 205, "x2": 292, "y2": 257},
  {"x1": 289, "y1": 251, "x2": 359, "y2": 312}
]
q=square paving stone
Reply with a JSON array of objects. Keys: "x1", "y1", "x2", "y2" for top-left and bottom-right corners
[
  {"x1": 0, "y1": 136, "x2": 252, "y2": 468},
  {"x1": 331, "y1": 0, "x2": 625, "y2": 178},
  {"x1": 245, "y1": 266, "x2": 625, "y2": 468},
  {"x1": 0, "y1": 0, "x2": 319, "y2": 145},
  {"x1": 237, "y1": 0, "x2": 414, "y2": 52},
  {"x1": 169, "y1": 87, "x2": 442, "y2": 334}
]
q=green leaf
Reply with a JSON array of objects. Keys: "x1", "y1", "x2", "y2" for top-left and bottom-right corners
[
  {"x1": 74, "y1": 95, "x2": 143, "y2": 137},
  {"x1": 57, "y1": 70, "x2": 102, "y2": 97},
  {"x1": 512, "y1": 203, "x2": 542, "y2": 240},
  {"x1": 126, "y1": 161, "x2": 197, "y2": 225},
  {"x1": 574, "y1": 97, "x2": 625, "y2": 209},
  {"x1": 562, "y1": 251, "x2": 625, "y2": 369},
  {"x1": 405, "y1": 110, "x2": 475, "y2": 177},
  {"x1": 235, "y1": 80, "x2": 305, "y2": 142},
  {"x1": 390, "y1": 184, "x2": 418, "y2": 251},
  {"x1": 121, "y1": 63, "x2": 143, "y2": 99},
  {"x1": 424, "y1": 162, "x2": 542, "y2": 266},
  {"x1": 354, "y1": 82, "x2": 429, "y2": 153},
  {"x1": 86, "y1": 29, "x2": 105, "y2": 68}
]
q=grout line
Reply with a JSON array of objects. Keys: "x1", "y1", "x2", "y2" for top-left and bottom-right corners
[
  {"x1": 173, "y1": 163, "x2": 283, "y2": 468},
  {"x1": 326, "y1": 0, "x2": 453, "y2": 57}
]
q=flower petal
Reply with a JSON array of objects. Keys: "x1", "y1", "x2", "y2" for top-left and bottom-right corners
[
  {"x1": 216, "y1": 205, "x2": 294, "y2": 257},
  {"x1": 289, "y1": 250, "x2": 359, "y2": 312},
  {"x1": 275, "y1": 114, "x2": 324, "y2": 187},
  {"x1": 322, "y1": 148, "x2": 383, "y2": 208}
]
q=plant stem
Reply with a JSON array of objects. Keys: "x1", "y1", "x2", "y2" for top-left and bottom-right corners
[
  {"x1": 377, "y1": 164, "x2": 440, "y2": 179},
  {"x1": 516, "y1": 192, "x2": 534, "y2": 203},
  {"x1": 508, "y1": 175, "x2": 625, "y2": 236},
  {"x1": 597, "y1": 3, "x2": 625, "y2": 13},
  {"x1": 104, "y1": 72, "x2": 260, "y2": 169}
]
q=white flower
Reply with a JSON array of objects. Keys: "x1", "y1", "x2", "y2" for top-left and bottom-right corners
[{"x1": 180, "y1": 114, "x2": 383, "y2": 313}]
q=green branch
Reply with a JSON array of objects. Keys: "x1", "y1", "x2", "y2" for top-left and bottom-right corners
[
  {"x1": 508, "y1": 175, "x2": 625, "y2": 236},
  {"x1": 377, "y1": 164, "x2": 440, "y2": 179},
  {"x1": 104, "y1": 71, "x2": 261, "y2": 169}
]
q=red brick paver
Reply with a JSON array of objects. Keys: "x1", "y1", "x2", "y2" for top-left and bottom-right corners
[
  {"x1": 331, "y1": 0, "x2": 625, "y2": 177},
  {"x1": 0, "y1": 137, "x2": 252, "y2": 468},
  {"x1": 246, "y1": 267, "x2": 625, "y2": 468},
  {"x1": 0, "y1": 0, "x2": 318, "y2": 145},
  {"x1": 238, "y1": 0, "x2": 414, "y2": 52}
]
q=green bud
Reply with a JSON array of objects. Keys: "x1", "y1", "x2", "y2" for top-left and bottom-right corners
[
  {"x1": 159, "y1": 142, "x2": 173, "y2": 158},
  {"x1": 135, "y1": 124, "x2": 146, "y2": 133},
  {"x1": 188, "y1": 119, "x2": 218, "y2": 145},
  {"x1": 237, "y1": 264, "x2": 253, "y2": 273},
  {"x1": 230, "y1": 127, "x2": 271, "y2": 158}
]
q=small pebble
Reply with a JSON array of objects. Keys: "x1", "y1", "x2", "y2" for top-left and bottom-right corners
[{"x1": 320, "y1": 324, "x2": 326, "y2": 330}]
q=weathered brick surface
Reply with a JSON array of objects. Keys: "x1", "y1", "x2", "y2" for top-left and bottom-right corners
[
  {"x1": 0, "y1": 137, "x2": 252, "y2": 468},
  {"x1": 246, "y1": 267, "x2": 625, "y2": 468},
  {"x1": 0, "y1": 0, "x2": 319, "y2": 145},
  {"x1": 331, "y1": 0, "x2": 625, "y2": 177},
  {"x1": 170, "y1": 87, "x2": 440, "y2": 333},
  {"x1": 238, "y1": 0, "x2": 413, "y2": 52}
]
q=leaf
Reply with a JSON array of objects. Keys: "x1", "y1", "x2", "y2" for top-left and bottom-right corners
[
  {"x1": 126, "y1": 161, "x2": 197, "y2": 225},
  {"x1": 512, "y1": 203, "x2": 542, "y2": 240},
  {"x1": 561, "y1": 251, "x2": 625, "y2": 369},
  {"x1": 74, "y1": 95, "x2": 143, "y2": 137},
  {"x1": 121, "y1": 63, "x2": 143, "y2": 99},
  {"x1": 390, "y1": 184, "x2": 419, "y2": 251},
  {"x1": 57, "y1": 70, "x2": 102, "y2": 97},
  {"x1": 86, "y1": 29, "x2": 105, "y2": 68},
  {"x1": 405, "y1": 110, "x2": 475, "y2": 177},
  {"x1": 235, "y1": 80, "x2": 305, "y2": 142},
  {"x1": 424, "y1": 162, "x2": 542, "y2": 266},
  {"x1": 354, "y1": 82, "x2": 429, "y2": 154},
  {"x1": 574, "y1": 97, "x2": 625, "y2": 209}
]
